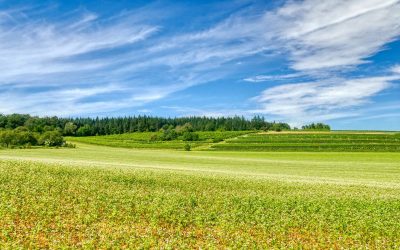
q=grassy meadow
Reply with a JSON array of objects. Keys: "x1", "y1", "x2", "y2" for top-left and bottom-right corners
[
  {"x1": 66, "y1": 131, "x2": 252, "y2": 150},
  {"x1": 67, "y1": 131, "x2": 400, "y2": 152},
  {"x1": 213, "y1": 132, "x2": 400, "y2": 152},
  {"x1": 0, "y1": 138, "x2": 400, "y2": 248}
]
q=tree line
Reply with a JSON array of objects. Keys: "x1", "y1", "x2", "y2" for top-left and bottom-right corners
[
  {"x1": 301, "y1": 123, "x2": 331, "y2": 131},
  {"x1": 0, "y1": 114, "x2": 292, "y2": 136},
  {"x1": 0, "y1": 128, "x2": 68, "y2": 148}
]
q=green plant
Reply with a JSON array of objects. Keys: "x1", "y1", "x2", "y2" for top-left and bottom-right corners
[{"x1": 0, "y1": 145, "x2": 399, "y2": 248}]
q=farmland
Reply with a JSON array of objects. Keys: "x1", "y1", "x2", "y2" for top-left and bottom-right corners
[
  {"x1": 212, "y1": 132, "x2": 400, "y2": 152},
  {"x1": 67, "y1": 131, "x2": 400, "y2": 152},
  {"x1": 66, "y1": 131, "x2": 252, "y2": 150},
  {"x1": 0, "y1": 139, "x2": 400, "y2": 248}
]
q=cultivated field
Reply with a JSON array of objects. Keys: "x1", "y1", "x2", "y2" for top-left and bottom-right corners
[
  {"x1": 212, "y1": 132, "x2": 400, "y2": 152},
  {"x1": 67, "y1": 131, "x2": 400, "y2": 152},
  {"x1": 0, "y1": 140, "x2": 400, "y2": 248},
  {"x1": 66, "y1": 131, "x2": 252, "y2": 150}
]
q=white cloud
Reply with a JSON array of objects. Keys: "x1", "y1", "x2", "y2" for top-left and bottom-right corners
[
  {"x1": 0, "y1": 4, "x2": 269, "y2": 116},
  {"x1": 267, "y1": 0, "x2": 400, "y2": 71},
  {"x1": 247, "y1": 0, "x2": 400, "y2": 124},
  {"x1": 392, "y1": 65, "x2": 400, "y2": 74},
  {"x1": 0, "y1": 12, "x2": 158, "y2": 83},
  {"x1": 252, "y1": 76, "x2": 399, "y2": 124},
  {"x1": 244, "y1": 73, "x2": 304, "y2": 82}
]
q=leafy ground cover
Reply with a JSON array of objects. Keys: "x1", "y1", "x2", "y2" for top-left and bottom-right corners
[
  {"x1": 0, "y1": 144, "x2": 399, "y2": 248},
  {"x1": 211, "y1": 132, "x2": 400, "y2": 152}
]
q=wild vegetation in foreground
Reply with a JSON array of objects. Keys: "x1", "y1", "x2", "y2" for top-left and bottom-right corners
[{"x1": 0, "y1": 145, "x2": 399, "y2": 248}]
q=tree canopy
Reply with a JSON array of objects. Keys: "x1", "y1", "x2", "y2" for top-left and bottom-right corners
[
  {"x1": 0, "y1": 114, "x2": 292, "y2": 136},
  {"x1": 302, "y1": 123, "x2": 331, "y2": 131}
]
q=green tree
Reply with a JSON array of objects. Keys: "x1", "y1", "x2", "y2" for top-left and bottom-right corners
[
  {"x1": 76, "y1": 125, "x2": 92, "y2": 136},
  {"x1": 64, "y1": 122, "x2": 77, "y2": 136},
  {"x1": 39, "y1": 131, "x2": 64, "y2": 147},
  {"x1": 0, "y1": 130, "x2": 13, "y2": 147},
  {"x1": 182, "y1": 131, "x2": 199, "y2": 141}
]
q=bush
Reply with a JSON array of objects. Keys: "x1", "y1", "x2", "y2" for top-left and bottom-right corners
[
  {"x1": 64, "y1": 142, "x2": 76, "y2": 148},
  {"x1": 39, "y1": 131, "x2": 65, "y2": 147},
  {"x1": 0, "y1": 130, "x2": 38, "y2": 148},
  {"x1": 150, "y1": 134, "x2": 158, "y2": 141},
  {"x1": 159, "y1": 129, "x2": 178, "y2": 141},
  {"x1": 182, "y1": 132, "x2": 199, "y2": 141},
  {"x1": 212, "y1": 138, "x2": 223, "y2": 143},
  {"x1": 184, "y1": 144, "x2": 191, "y2": 151},
  {"x1": 13, "y1": 131, "x2": 38, "y2": 146}
]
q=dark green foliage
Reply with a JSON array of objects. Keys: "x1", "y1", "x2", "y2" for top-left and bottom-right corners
[
  {"x1": 0, "y1": 127, "x2": 65, "y2": 148},
  {"x1": 76, "y1": 124, "x2": 92, "y2": 136},
  {"x1": 182, "y1": 132, "x2": 199, "y2": 141},
  {"x1": 159, "y1": 128, "x2": 178, "y2": 141},
  {"x1": 39, "y1": 131, "x2": 65, "y2": 147},
  {"x1": 0, "y1": 130, "x2": 38, "y2": 148},
  {"x1": 150, "y1": 134, "x2": 158, "y2": 141},
  {"x1": 175, "y1": 122, "x2": 193, "y2": 133},
  {"x1": 184, "y1": 143, "x2": 191, "y2": 151},
  {"x1": 0, "y1": 114, "x2": 292, "y2": 136},
  {"x1": 212, "y1": 138, "x2": 223, "y2": 143},
  {"x1": 64, "y1": 122, "x2": 77, "y2": 136},
  {"x1": 0, "y1": 130, "x2": 14, "y2": 147},
  {"x1": 302, "y1": 123, "x2": 331, "y2": 131}
]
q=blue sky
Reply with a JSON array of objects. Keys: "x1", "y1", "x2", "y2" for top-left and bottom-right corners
[{"x1": 0, "y1": 0, "x2": 399, "y2": 130}]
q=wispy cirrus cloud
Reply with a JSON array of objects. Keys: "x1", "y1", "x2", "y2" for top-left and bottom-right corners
[
  {"x1": 269, "y1": 0, "x2": 400, "y2": 71},
  {"x1": 0, "y1": 9, "x2": 158, "y2": 80},
  {"x1": 0, "y1": 2, "x2": 270, "y2": 116},
  {"x1": 243, "y1": 73, "x2": 304, "y2": 83},
  {"x1": 0, "y1": 4, "x2": 171, "y2": 115}
]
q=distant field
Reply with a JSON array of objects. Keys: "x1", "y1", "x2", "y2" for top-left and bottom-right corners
[
  {"x1": 213, "y1": 132, "x2": 400, "y2": 152},
  {"x1": 66, "y1": 131, "x2": 252, "y2": 150},
  {"x1": 0, "y1": 144, "x2": 399, "y2": 248},
  {"x1": 67, "y1": 131, "x2": 400, "y2": 152}
]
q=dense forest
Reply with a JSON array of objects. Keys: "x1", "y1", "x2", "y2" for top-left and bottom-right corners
[{"x1": 0, "y1": 114, "x2": 292, "y2": 136}]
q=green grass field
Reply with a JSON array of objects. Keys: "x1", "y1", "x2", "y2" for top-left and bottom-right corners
[
  {"x1": 67, "y1": 131, "x2": 400, "y2": 152},
  {"x1": 212, "y1": 132, "x2": 400, "y2": 152},
  {"x1": 66, "y1": 131, "x2": 252, "y2": 150},
  {"x1": 1, "y1": 141, "x2": 400, "y2": 248}
]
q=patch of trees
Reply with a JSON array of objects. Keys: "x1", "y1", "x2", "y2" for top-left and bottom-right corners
[
  {"x1": 0, "y1": 127, "x2": 67, "y2": 148},
  {"x1": 154, "y1": 123, "x2": 200, "y2": 141},
  {"x1": 302, "y1": 123, "x2": 331, "y2": 131},
  {"x1": 0, "y1": 114, "x2": 293, "y2": 136}
]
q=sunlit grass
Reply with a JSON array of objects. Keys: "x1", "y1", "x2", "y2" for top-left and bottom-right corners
[{"x1": 0, "y1": 144, "x2": 399, "y2": 248}]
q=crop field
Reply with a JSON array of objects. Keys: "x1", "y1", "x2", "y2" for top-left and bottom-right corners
[
  {"x1": 66, "y1": 131, "x2": 252, "y2": 150},
  {"x1": 211, "y1": 132, "x2": 400, "y2": 152},
  {"x1": 0, "y1": 142, "x2": 400, "y2": 248},
  {"x1": 67, "y1": 131, "x2": 400, "y2": 152}
]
